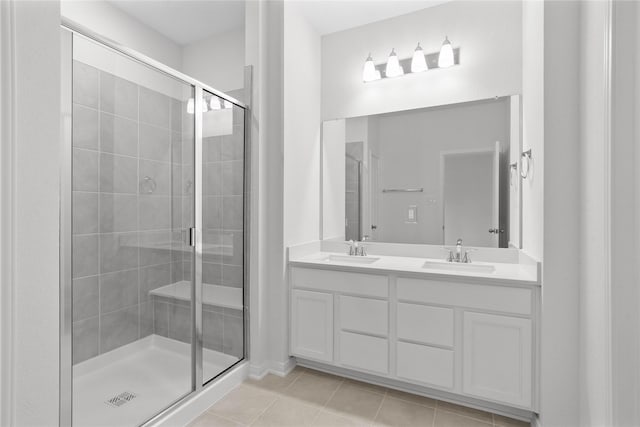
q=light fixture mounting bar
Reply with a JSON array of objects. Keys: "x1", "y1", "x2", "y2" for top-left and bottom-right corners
[{"x1": 370, "y1": 47, "x2": 460, "y2": 81}]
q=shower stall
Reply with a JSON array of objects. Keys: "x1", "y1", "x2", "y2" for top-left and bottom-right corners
[{"x1": 60, "y1": 25, "x2": 249, "y2": 427}]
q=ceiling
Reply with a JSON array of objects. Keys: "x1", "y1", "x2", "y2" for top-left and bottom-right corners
[
  {"x1": 108, "y1": 0, "x2": 246, "y2": 45},
  {"x1": 107, "y1": 0, "x2": 448, "y2": 46},
  {"x1": 294, "y1": 0, "x2": 451, "y2": 35}
]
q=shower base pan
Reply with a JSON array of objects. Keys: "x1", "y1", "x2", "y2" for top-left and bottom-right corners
[{"x1": 73, "y1": 334, "x2": 238, "y2": 427}]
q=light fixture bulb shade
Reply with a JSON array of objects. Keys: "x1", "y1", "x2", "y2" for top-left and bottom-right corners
[
  {"x1": 385, "y1": 48, "x2": 404, "y2": 77},
  {"x1": 223, "y1": 100, "x2": 233, "y2": 109},
  {"x1": 438, "y1": 36, "x2": 455, "y2": 68},
  {"x1": 411, "y1": 43, "x2": 428, "y2": 73},
  {"x1": 209, "y1": 97, "x2": 221, "y2": 110},
  {"x1": 187, "y1": 98, "x2": 195, "y2": 114},
  {"x1": 362, "y1": 54, "x2": 378, "y2": 82}
]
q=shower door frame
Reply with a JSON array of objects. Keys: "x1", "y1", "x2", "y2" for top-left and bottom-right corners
[{"x1": 59, "y1": 22, "x2": 251, "y2": 427}]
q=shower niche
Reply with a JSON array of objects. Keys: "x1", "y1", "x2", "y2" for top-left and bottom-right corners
[{"x1": 61, "y1": 28, "x2": 248, "y2": 427}]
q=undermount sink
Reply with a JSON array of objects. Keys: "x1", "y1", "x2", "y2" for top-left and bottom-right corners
[
  {"x1": 422, "y1": 260, "x2": 495, "y2": 274},
  {"x1": 322, "y1": 254, "x2": 381, "y2": 264}
]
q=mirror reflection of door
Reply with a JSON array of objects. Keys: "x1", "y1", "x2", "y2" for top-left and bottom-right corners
[
  {"x1": 441, "y1": 143, "x2": 500, "y2": 247},
  {"x1": 369, "y1": 153, "x2": 380, "y2": 241},
  {"x1": 345, "y1": 141, "x2": 363, "y2": 241}
]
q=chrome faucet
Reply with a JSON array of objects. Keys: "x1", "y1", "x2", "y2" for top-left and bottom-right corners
[
  {"x1": 345, "y1": 239, "x2": 368, "y2": 256},
  {"x1": 444, "y1": 238, "x2": 473, "y2": 263}
]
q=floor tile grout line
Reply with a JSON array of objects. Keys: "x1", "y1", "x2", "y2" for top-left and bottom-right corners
[
  {"x1": 371, "y1": 391, "x2": 388, "y2": 424},
  {"x1": 318, "y1": 377, "x2": 345, "y2": 416},
  {"x1": 432, "y1": 400, "x2": 438, "y2": 427},
  {"x1": 246, "y1": 390, "x2": 281, "y2": 426},
  {"x1": 437, "y1": 406, "x2": 495, "y2": 425}
]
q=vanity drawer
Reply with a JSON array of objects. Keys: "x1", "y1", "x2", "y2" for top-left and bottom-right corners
[
  {"x1": 397, "y1": 341, "x2": 454, "y2": 389},
  {"x1": 397, "y1": 303, "x2": 453, "y2": 347},
  {"x1": 339, "y1": 331, "x2": 388, "y2": 375},
  {"x1": 291, "y1": 267, "x2": 388, "y2": 298},
  {"x1": 340, "y1": 296, "x2": 388, "y2": 336},
  {"x1": 397, "y1": 278, "x2": 532, "y2": 316}
]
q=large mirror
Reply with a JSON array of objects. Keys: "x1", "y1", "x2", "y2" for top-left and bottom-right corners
[{"x1": 323, "y1": 95, "x2": 522, "y2": 249}]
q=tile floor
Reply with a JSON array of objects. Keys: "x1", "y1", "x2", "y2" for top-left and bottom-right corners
[{"x1": 189, "y1": 367, "x2": 531, "y2": 427}]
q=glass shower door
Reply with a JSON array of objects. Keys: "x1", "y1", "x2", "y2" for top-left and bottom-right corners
[
  {"x1": 70, "y1": 33, "x2": 195, "y2": 427},
  {"x1": 200, "y1": 91, "x2": 246, "y2": 384}
]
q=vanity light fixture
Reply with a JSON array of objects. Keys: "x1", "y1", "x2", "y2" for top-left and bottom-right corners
[
  {"x1": 362, "y1": 37, "x2": 459, "y2": 83},
  {"x1": 385, "y1": 48, "x2": 404, "y2": 77},
  {"x1": 411, "y1": 43, "x2": 428, "y2": 73},
  {"x1": 209, "y1": 97, "x2": 222, "y2": 110},
  {"x1": 438, "y1": 36, "x2": 455, "y2": 68},
  {"x1": 187, "y1": 98, "x2": 195, "y2": 114},
  {"x1": 362, "y1": 53, "x2": 379, "y2": 82}
]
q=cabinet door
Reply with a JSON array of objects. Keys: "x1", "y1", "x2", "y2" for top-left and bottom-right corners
[
  {"x1": 291, "y1": 289, "x2": 334, "y2": 362},
  {"x1": 463, "y1": 312, "x2": 532, "y2": 408}
]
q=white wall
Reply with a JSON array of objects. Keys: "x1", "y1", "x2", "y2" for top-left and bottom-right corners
[
  {"x1": 182, "y1": 28, "x2": 245, "y2": 92},
  {"x1": 540, "y1": 2, "x2": 580, "y2": 426},
  {"x1": 322, "y1": 119, "x2": 346, "y2": 240},
  {"x1": 521, "y1": 0, "x2": 544, "y2": 261},
  {"x1": 283, "y1": 3, "x2": 321, "y2": 248},
  {"x1": 1, "y1": 1, "x2": 61, "y2": 425},
  {"x1": 61, "y1": 0, "x2": 183, "y2": 71},
  {"x1": 321, "y1": 0, "x2": 522, "y2": 120}
]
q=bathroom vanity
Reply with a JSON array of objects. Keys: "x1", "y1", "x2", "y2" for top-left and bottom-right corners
[{"x1": 287, "y1": 242, "x2": 540, "y2": 419}]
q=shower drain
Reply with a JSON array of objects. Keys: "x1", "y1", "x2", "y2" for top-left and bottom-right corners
[{"x1": 105, "y1": 391, "x2": 137, "y2": 408}]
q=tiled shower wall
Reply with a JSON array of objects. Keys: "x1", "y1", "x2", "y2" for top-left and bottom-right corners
[
  {"x1": 71, "y1": 60, "x2": 193, "y2": 364},
  {"x1": 71, "y1": 60, "x2": 245, "y2": 365}
]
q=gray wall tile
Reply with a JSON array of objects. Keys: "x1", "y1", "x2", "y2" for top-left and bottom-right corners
[
  {"x1": 170, "y1": 98, "x2": 183, "y2": 133},
  {"x1": 221, "y1": 131, "x2": 244, "y2": 161},
  {"x1": 139, "y1": 301, "x2": 154, "y2": 339},
  {"x1": 205, "y1": 163, "x2": 222, "y2": 196},
  {"x1": 205, "y1": 196, "x2": 222, "y2": 229},
  {"x1": 139, "y1": 263, "x2": 171, "y2": 302},
  {"x1": 171, "y1": 133, "x2": 183, "y2": 164},
  {"x1": 100, "y1": 268, "x2": 139, "y2": 313},
  {"x1": 72, "y1": 276, "x2": 99, "y2": 322},
  {"x1": 100, "y1": 306, "x2": 139, "y2": 353},
  {"x1": 139, "y1": 87, "x2": 170, "y2": 128},
  {"x1": 203, "y1": 310, "x2": 223, "y2": 351},
  {"x1": 100, "y1": 113, "x2": 138, "y2": 157},
  {"x1": 222, "y1": 231, "x2": 243, "y2": 266},
  {"x1": 139, "y1": 159, "x2": 171, "y2": 196},
  {"x1": 204, "y1": 136, "x2": 222, "y2": 162},
  {"x1": 222, "y1": 265, "x2": 243, "y2": 288},
  {"x1": 73, "y1": 192, "x2": 99, "y2": 235},
  {"x1": 100, "y1": 232, "x2": 138, "y2": 273},
  {"x1": 222, "y1": 161, "x2": 243, "y2": 196},
  {"x1": 73, "y1": 149, "x2": 99, "y2": 192},
  {"x1": 100, "y1": 194, "x2": 138, "y2": 233},
  {"x1": 100, "y1": 153, "x2": 138, "y2": 194},
  {"x1": 100, "y1": 72, "x2": 138, "y2": 120},
  {"x1": 73, "y1": 316, "x2": 99, "y2": 364},
  {"x1": 203, "y1": 262, "x2": 222, "y2": 285},
  {"x1": 73, "y1": 104, "x2": 99, "y2": 150},
  {"x1": 203, "y1": 230, "x2": 222, "y2": 263},
  {"x1": 138, "y1": 230, "x2": 172, "y2": 266},
  {"x1": 222, "y1": 314, "x2": 243, "y2": 359},
  {"x1": 168, "y1": 303, "x2": 191, "y2": 344},
  {"x1": 138, "y1": 196, "x2": 171, "y2": 230},
  {"x1": 73, "y1": 61, "x2": 99, "y2": 108},
  {"x1": 222, "y1": 196, "x2": 243, "y2": 230},
  {"x1": 72, "y1": 234, "x2": 99, "y2": 278},
  {"x1": 139, "y1": 123, "x2": 171, "y2": 162},
  {"x1": 154, "y1": 300, "x2": 169, "y2": 337}
]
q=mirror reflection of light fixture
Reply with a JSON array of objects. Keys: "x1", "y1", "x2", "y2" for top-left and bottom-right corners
[
  {"x1": 411, "y1": 43, "x2": 428, "y2": 73},
  {"x1": 187, "y1": 98, "x2": 195, "y2": 114},
  {"x1": 438, "y1": 36, "x2": 455, "y2": 68},
  {"x1": 385, "y1": 48, "x2": 404, "y2": 77},
  {"x1": 223, "y1": 100, "x2": 233, "y2": 109},
  {"x1": 362, "y1": 53, "x2": 379, "y2": 82}
]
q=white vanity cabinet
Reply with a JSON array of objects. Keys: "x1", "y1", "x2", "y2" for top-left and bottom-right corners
[
  {"x1": 462, "y1": 312, "x2": 532, "y2": 407},
  {"x1": 289, "y1": 265, "x2": 538, "y2": 413},
  {"x1": 290, "y1": 289, "x2": 334, "y2": 362}
]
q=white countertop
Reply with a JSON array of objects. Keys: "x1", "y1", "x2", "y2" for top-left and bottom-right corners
[{"x1": 289, "y1": 251, "x2": 539, "y2": 286}]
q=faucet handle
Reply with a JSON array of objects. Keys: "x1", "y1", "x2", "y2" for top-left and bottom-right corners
[
  {"x1": 462, "y1": 249, "x2": 477, "y2": 263},
  {"x1": 442, "y1": 247, "x2": 455, "y2": 262}
]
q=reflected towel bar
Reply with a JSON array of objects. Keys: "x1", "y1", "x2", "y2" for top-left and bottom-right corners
[{"x1": 382, "y1": 188, "x2": 424, "y2": 193}]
